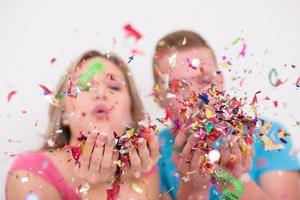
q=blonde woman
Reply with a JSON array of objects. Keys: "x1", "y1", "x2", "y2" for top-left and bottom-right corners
[{"x1": 6, "y1": 50, "x2": 160, "y2": 200}]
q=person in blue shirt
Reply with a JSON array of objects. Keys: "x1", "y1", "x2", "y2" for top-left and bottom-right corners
[{"x1": 151, "y1": 30, "x2": 300, "y2": 200}]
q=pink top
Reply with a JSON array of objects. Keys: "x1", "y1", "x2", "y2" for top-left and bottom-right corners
[
  {"x1": 6, "y1": 151, "x2": 158, "y2": 200},
  {"x1": 6, "y1": 151, "x2": 80, "y2": 200}
]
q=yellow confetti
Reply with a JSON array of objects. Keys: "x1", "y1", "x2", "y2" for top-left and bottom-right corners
[
  {"x1": 132, "y1": 182, "x2": 143, "y2": 194},
  {"x1": 158, "y1": 40, "x2": 166, "y2": 46},
  {"x1": 127, "y1": 128, "x2": 135, "y2": 138},
  {"x1": 182, "y1": 37, "x2": 187, "y2": 45},
  {"x1": 205, "y1": 109, "x2": 214, "y2": 119},
  {"x1": 261, "y1": 135, "x2": 285, "y2": 151},
  {"x1": 260, "y1": 122, "x2": 272, "y2": 134},
  {"x1": 154, "y1": 83, "x2": 160, "y2": 92}
]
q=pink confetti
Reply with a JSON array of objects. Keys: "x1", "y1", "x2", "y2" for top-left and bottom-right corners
[
  {"x1": 123, "y1": 24, "x2": 142, "y2": 41},
  {"x1": 38, "y1": 84, "x2": 51, "y2": 95},
  {"x1": 238, "y1": 43, "x2": 247, "y2": 57},
  {"x1": 7, "y1": 91, "x2": 17, "y2": 102},
  {"x1": 50, "y1": 58, "x2": 56, "y2": 64}
]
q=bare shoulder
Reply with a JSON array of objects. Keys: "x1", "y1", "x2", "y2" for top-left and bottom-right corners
[
  {"x1": 6, "y1": 169, "x2": 62, "y2": 200},
  {"x1": 260, "y1": 170, "x2": 300, "y2": 200}
]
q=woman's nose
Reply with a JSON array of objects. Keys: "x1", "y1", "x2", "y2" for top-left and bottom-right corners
[{"x1": 91, "y1": 85, "x2": 108, "y2": 101}]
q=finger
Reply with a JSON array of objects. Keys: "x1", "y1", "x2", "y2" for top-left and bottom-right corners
[
  {"x1": 81, "y1": 132, "x2": 98, "y2": 170},
  {"x1": 239, "y1": 139, "x2": 253, "y2": 171},
  {"x1": 220, "y1": 141, "x2": 230, "y2": 166},
  {"x1": 230, "y1": 142, "x2": 242, "y2": 164},
  {"x1": 89, "y1": 133, "x2": 106, "y2": 173},
  {"x1": 138, "y1": 138, "x2": 152, "y2": 172},
  {"x1": 182, "y1": 133, "x2": 199, "y2": 159},
  {"x1": 147, "y1": 130, "x2": 160, "y2": 162},
  {"x1": 100, "y1": 138, "x2": 114, "y2": 179},
  {"x1": 189, "y1": 148, "x2": 201, "y2": 171},
  {"x1": 172, "y1": 128, "x2": 190, "y2": 162},
  {"x1": 129, "y1": 147, "x2": 142, "y2": 178}
]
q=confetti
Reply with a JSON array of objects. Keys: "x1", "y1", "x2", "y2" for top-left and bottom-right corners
[
  {"x1": 50, "y1": 58, "x2": 56, "y2": 64},
  {"x1": 268, "y1": 68, "x2": 286, "y2": 87},
  {"x1": 238, "y1": 42, "x2": 247, "y2": 58},
  {"x1": 296, "y1": 77, "x2": 300, "y2": 87},
  {"x1": 78, "y1": 58, "x2": 105, "y2": 88},
  {"x1": 7, "y1": 91, "x2": 17, "y2": 102},
  {"x1": 128, "y1": 55, "x2": 134, "y2": 64},
  {"x1": 132, "y1": 182, "x2": 143, "y2": 194},
  {"x1": 21, "y1": 176, "x2": 29, "y2": 183},
  {"x1": 232, "y1": 37, "x2": 241, "y2": 46},
  {"x1": 123, "y1": 24, "x2": 142, "y2": 41},
  {"x1": 38, "y1": 84, "x2": 51, "y2": 95}
]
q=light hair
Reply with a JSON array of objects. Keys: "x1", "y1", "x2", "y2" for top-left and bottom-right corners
[
  {"x1": 43, "y1": 50, "x2": 144, "y2": 149},
  {"x1": 152, "y1": 30, "x2": 215, "y2": 84}
]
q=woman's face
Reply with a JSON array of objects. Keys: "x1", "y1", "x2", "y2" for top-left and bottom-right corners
[
  {"x1": 63, "y1": 57, "x2": 133, "y2": 143},
  {"x1": 156, "y1": 46, "x2": 224, "y2": 119}
]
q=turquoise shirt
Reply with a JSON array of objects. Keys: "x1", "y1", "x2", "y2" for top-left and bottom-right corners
[{"x1": 157, "y1": 121, "x2": 300, "y2": 199}]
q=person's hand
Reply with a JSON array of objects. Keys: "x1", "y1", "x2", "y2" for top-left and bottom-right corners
[
  {"x1": 219, "y1": 138, "x2": 253, "y2": 178},
  {"x1": 74, "y1": 132, "x2": 118, "y2": 184},
  {"x1": 127, "y1": 128, "x2": 160, "y2": 179},
  {"x1": 171, "y1": 129, "x2": 210, "y2": 187}
]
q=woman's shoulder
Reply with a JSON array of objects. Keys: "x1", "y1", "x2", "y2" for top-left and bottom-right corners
[{"x1": 6, "y1": 151, "x2": 62, "y2": 200}]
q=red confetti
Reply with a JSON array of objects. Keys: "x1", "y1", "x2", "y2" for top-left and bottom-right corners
[
  {"x1": 123, "y1": 24, "x2": 142, "y2": 41},
  {"x1": 50, "y1": 58, "x2": 56, "y2": 64},
  {"x1": 131, "y1": 48, "x2": 144, "y2": 56},
  {"x1": 107, "y1": 183, "x2": 120, "y2": 200},
  {"x1": 7, "y1": 91, "x2": 17, "y2": 102},
  {"x1": 296, "y1": 77, "x2": 300, "y2": 87},
  {"x1": 273, "y1": 101, "x2": 278, "y2": 107},
  {"x1": 250, "y1": 91, "x2": 261, "y2": 106}
]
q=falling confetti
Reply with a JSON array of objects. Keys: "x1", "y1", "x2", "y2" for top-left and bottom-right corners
[
  {"x1": 128, "y1": 55, "x2": 134, "y2": 64},
  {"x1": 7, "y1": 91, "x2": 17, "y2": 102},
  {"x1": 50, "y1": 58, "x2": 56, "y2": 64},
  {"x1": 38, "y1": 84, "x2": 51, "y2": 95},
  {"x1": 296, "y1": 77, "x2": 300, "y2": 87},
  {"x1": 78, "y1": 58, "x2": 105, "y2": 88},
  {"x1": 25, "y1": 193, "x2": 39, "y2": 200},
  {"x1": 123, "y1": 24, "x2": 142, "y2": 41}
]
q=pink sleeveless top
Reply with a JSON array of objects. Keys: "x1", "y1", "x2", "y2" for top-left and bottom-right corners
[
  {"x1": 6, "y1": 151, "x2": 158, "y2": 200},
  {"x1": 6, "y1": 151, "x2": 81, "y2": 200}
]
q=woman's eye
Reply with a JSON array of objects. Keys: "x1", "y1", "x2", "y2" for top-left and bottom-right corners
[{"x1": 109, "y1": 86, "x2": 121, "y2": 91}]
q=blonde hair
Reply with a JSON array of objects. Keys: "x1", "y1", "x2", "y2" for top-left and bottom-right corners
[
  {"x1": 152, "y1": 30, "x2": 215, "y2": 84},
  {"x1": 43, "y1": 50, "x2": 144, "y2": 149}
]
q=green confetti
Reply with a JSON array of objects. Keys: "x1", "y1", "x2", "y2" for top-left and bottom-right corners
[
  {"x1": 78, "y1": 58, "x2": 105, "y2": 87},
  {"x1": 232, "y1": 37, "x2": 241, "y2": 46},
  {"x1": 214, "y1": 168, "x2": 245, "y2": 200},
  {"x1": 55, "y1": 93, "x2": 64, "y2": 100},
  {"x1": 206, "y1": 122, "x2": 213, "y2": 134}
]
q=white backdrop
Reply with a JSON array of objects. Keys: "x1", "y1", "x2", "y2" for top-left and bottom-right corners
[{"x1": 1, "y1": 0, "x2": 300, "y2": 198}]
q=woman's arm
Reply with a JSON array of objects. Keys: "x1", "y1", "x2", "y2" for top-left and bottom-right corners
[{"x1": 6, "y1": 170, "x2": 62, "y2": 200}]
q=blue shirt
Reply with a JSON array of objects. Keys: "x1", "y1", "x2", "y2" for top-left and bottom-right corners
[{"x1": 157, "y1": 121, "x2": 300, "y2": 199}]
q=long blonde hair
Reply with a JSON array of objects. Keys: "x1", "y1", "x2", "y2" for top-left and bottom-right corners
[{"x1": 43, "y1": 50, "x2": 144, "y2": 149}]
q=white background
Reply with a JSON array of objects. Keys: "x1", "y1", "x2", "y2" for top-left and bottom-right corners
[{"x1": 0, "y1": 0, "x2": 299, "y2": 198}]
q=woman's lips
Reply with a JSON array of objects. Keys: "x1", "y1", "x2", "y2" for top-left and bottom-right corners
[{"x1": 91, "y1": 104, "x2": 110, "y2": 119}]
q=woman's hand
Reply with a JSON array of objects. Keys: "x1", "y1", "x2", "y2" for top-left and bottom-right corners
[
  {"x1": 127, "y1": 128, "x2": 160, "y2": 179},
  {"x1": 74, "y1": 132, "x2": 118, "y2": 184},
  {"x1": 219, "y1": 138, "x2": 253, "y2": 178},
  {"x1": 172, "y1": 129, "x2": 211, "y2": 187}
]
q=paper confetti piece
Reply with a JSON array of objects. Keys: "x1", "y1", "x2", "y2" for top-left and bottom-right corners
[
  {"x1": 261, "y1": 134, "x2": 285, "y2": 151},
  {"x1": 268, "y1": 68, "x2": 279, "y2": 87},
  {"x1": 128, "y1": 55, "x2": 134, "y2": 64},
  {"x1": 123, "y1": 24, "x2": 142, "y2": 41},
  {"x1": 50, "y1": 58, "x2": 56, "y2": 64},
  {"x1": 232, "y1": 37, "x2": 241, "y2": 46},
  {"x1": 238, "y1": 43, "x2": 247, "y2": 58},
  {"x1": 7, "y1": 91, "x2": 17, "y2": 102},
  {"x1": 107, "y1": 183, "x2": 120, "y2": 200},
  {"x1": 296, "y1": 77, "x2": 300, "y2": 87},
  {"x1": 132, "y1": 182, "x2": 143, "y2": 194},
  {"x1": 79, "y1": 58, "x2": 105, "y2": 87},
  {"x1": 38, "y1": 84, "x2": 51, "y2": 95}
]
